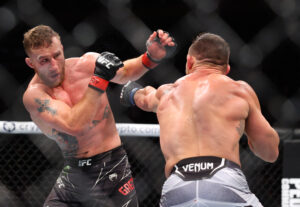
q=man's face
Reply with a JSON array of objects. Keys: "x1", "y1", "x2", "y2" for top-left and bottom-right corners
[{"x1": 27, "y1": 36, "x2": 65, "y2": 87}]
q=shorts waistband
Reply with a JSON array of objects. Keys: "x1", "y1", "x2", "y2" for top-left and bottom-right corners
[
  {"x1": 171, "y1": 156, "x2": 240, "y2": 181},
  {"x1": 65, "y1": 145, "x2": 125, "y2": 168}
]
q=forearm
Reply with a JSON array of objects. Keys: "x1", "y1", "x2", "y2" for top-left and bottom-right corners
[
  {"x1": 134, "y1": 87, "x2": 158, "y2": 112},
  {"x1": 66, "y1": 52, "x2": 120, "y2": 133},
  {"x1": 69, "y1": 51, "x2": 121, "y2": 132},
  {"x1": 112, "y1": 55, "x2": 152, "y2": 84},
  {"x1": 248, "y1": 129, "x2": 280, "y2": 163},
  {"x1": 65, "y1": 88, "x2": 104, "y2": 134}
]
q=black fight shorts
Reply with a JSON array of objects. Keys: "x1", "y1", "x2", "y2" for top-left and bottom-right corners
[{"x1": 44, "y1": 145, "x2": 138, "y2": 207}]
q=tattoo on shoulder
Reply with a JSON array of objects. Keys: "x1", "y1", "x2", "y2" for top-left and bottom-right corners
[
  {"x1": 35, "y1": 99, "x2": 56, "y2": 115},
  {"x1": 236, "y1": 120, "x2": 245, "y2": 136}
]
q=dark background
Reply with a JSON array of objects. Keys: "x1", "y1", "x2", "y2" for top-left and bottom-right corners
[
  {"x1": 0, "y1": 0, "x2": 300, "y2": 128},
  {"x1": 0, "y1": 0, "x2": 299, "y2": 206}
]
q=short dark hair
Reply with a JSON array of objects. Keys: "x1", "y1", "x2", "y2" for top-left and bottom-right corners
[
  {"x1": 188, "y1": 33, "x2": 230, "y2": 67},
  {"x1": 23, "y1": 25, "x2": 60, "y2": 55}
]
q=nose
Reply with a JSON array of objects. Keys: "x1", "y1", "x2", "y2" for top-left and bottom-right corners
[{"x1": 49, "y1": 58, "x2": 59, "y2": 70}]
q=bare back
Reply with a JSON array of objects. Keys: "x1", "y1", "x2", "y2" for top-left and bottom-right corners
[
  {"x1": 23, "y1": 53, "x2": 120, "y2": 158},
  {"x1": 156, "y1": 72, "x2": 250, "y2": 176}
]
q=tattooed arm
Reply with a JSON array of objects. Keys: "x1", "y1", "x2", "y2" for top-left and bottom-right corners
[{"x1": 23, "y1": 84, "x2": 104, "y2": 136}]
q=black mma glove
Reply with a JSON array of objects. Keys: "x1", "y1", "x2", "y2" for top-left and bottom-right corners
[
  {"x1": 142, "y1": 30, "x2": 177, "y2": 70},
  {"x1": 89, "y1": 52, "x2": 124, "y2": 92},
  {"x1": 120, "y1": 81, "x2": 143, "y2": 106}
]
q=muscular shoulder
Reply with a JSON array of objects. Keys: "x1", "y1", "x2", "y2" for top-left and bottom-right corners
[
  {"x1": 65, "y1": 52, "x2": 99, "y2": 71},
  {"x1": 156, "y1": 83, "x2": 174, "y2": 100},
  {"x1": 23, "y1": 83, "x2": 47, "y2": 112},
  {"x1": 157, "y1": 83, "x2": 174, "y2": 93},
  {"x1": 82, "y1": 52, "x2": 99, "y2": 60},
  {"x1": 236, "y1": 80, "x2": 256, "y2": 97},
  {"x1": 235, "y1": 80, "x2": 260, "y2": 108}
]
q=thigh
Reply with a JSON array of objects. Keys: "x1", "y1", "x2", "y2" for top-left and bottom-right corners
[
  {"x1": 86, "y1": 156, "x2": 139, "y2": 207},
  {"x1": 111, "y1": 176, "x2": 139, "y2": 207},
  {"x1": 160, "y1": 174, "x2": 263, "y2": 207},
  {"x1": 43, "y1": 186, "x2": 80, "y2": 207},
  {"x1": 86, "y1": 176, "x2": 139, "y2": 207}
]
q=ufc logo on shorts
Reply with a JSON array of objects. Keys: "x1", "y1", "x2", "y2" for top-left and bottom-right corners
[
  {"x1": 97, "y1": 56, "x2": 113, "y2": 69},
  {"x1": 78, "y1": 159, "x2": 92, "y2": 167}
]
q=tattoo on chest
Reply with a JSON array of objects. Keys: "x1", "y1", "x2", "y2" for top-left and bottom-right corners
[
  {"x1": 89, "y1": 105, "x2": 111, "y2": 129},
  {"x1": 35, "y1": 99, "x2": 56, "y2": 115},
  {"x1": 90, "y1": 120, "x2": 101, "y2": 129},
  {"x1": 102, "y1": 105, "x2": 110, "y2": 120},
  {"x1": 51, "y1": 129, "x2": 79, "y2": 157},
  {"x1": 236, "y1": 120, "x2": 245, "y2": 136}
]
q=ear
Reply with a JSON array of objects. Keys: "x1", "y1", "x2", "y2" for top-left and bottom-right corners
[
  {"x1": 186, "y1": 55, "x2": 194, "y2": 70},
  {"x1": 25, "y1": 58, "x2": 34, "y2": 69},
  {"x1": 225, "y1": 64, "x2": 230, "y2": 75}
]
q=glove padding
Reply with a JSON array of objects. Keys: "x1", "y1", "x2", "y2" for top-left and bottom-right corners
[
  {"x1": 120, "y1": 81, "x2": 143, "y2": 106},
  {"x1": 94, "y1": 51, "x2": 124, "y2": 80},
  {"x1": 89, "y1": 52, "x2": 124, "y2": 92}
]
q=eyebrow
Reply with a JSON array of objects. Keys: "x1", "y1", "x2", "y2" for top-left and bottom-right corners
[
  {"x1": 37, "y1": 55, "x2": 49, "y2": 60},
  {"x1": 36, "y1": 51, "x2": 61, "y2": 60}
]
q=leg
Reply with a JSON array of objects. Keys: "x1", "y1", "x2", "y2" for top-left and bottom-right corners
[
  {"x1": 82, "y1": 150, "x2": 139, "y2": 207},
  {"x1": 160, "y1": 172, "x2": 263, "y2": 207},
  {"x1": 111, "y1": 176, "x2": 139, "y2": 207},
  {"x1": 43, "y1": 186, "x2": 80, "y2": 207},
  {"x1": 44, "y1": 170, "x2": 81, "y2": 207}
]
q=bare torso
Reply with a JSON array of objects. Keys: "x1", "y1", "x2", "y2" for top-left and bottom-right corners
[
  {"x1": 26, "y1": 53, "x2": 121, "y2": 158},
  {"x1": 156, "y1": 71, "x2": 250, "y2": 177}
]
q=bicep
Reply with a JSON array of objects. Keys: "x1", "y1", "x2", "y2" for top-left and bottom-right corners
[
  {"x1": 244, "y1": 88, "x2": 277, "y2": 148},
  {"x1": 244, "y1": 104, "x2": 279, "y2": 162},
  {"x1": 243, "y1": 82, "x2": 272, "y2": 140},
  {"x1": 245, "y1": 107, "x2": 273, "y2": 139},
  {"x1": 23, "y1": 89, "x2": 72, "y2": 132},
  {"x1": 241, "y1": 81, "x2": 279, "y2": 161}
]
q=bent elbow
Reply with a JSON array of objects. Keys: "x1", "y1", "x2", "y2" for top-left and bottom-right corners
[
  {"x1": 264, "y1": 141, "x2": 279, "y2": 163},
  {"x1": 268, "y1": 132, "x2": 280, "y2": 163},
  {"x1": 65, "y1": 120, "x2": 88, "y2": 137},
  {"x1": 267, "y1": 149, "x2": 279, "y2": 163},
  {"x1": 263, "y1": 130, "x2": 280, "y2": 163},
  {"x1": 69, "y1": 126, "x2": 86, "y2": 137}
]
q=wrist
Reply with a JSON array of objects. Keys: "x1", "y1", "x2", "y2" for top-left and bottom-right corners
[
  {"x1": 129, "y1": 88, "x2": 140, "y2": 105},
  {"x1": 88, "y1": 75, "x2": 109, "y2": 93},
  {"x1": 142, "y1": 52, "x2": 160, "y2": 70}
]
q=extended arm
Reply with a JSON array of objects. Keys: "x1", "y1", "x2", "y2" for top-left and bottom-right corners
[
  {"x1": 111, "y1": 30, "x2": 176, "y2": 84},
  {"x1": 120, "y1": 81, "x2": 159, "y2": 112},
  {"x1": 242, "y1": 82, "x2": 280, "y2": 162}
]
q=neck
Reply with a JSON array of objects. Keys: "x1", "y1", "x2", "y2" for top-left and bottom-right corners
[{"x1": 188, "y1": 64, "x2": 225, "y2": 75}]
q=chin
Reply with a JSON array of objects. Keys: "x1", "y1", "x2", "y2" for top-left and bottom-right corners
[
  {"x1": 53, "y1": 74, "x2": 64, "y2": 87},
  {"x1": 54, "y1": 80, "x2": 63, "y2": 87},
  {"x1": 47, "y1": 79, "x2": 62, "y2": 88}
]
